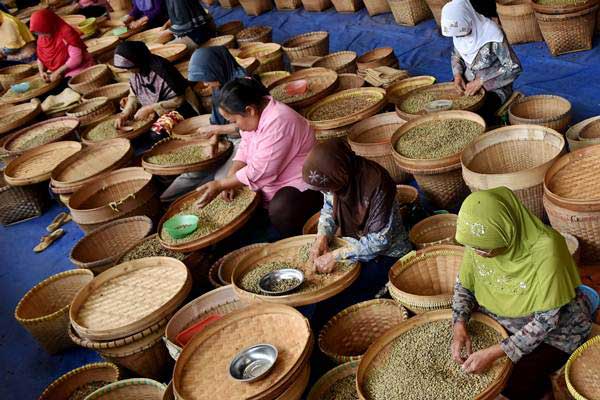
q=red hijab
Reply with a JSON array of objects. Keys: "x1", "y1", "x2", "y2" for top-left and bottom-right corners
[{"x1": 30, "y1": 9, "x2": 86, "y2": 71}]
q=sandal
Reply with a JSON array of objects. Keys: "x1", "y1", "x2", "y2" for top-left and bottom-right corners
[
  {"x1": 34, "y1": 229, "x2": 65, "y2": 253},
  {"x1": 46, "y1": 212, "x2": 72, "y2": 232}
]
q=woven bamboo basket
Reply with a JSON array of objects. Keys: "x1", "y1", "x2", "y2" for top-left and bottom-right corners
[
  {"x1": 2, "y1": 117, "x2": 80, "y2": 158},
  {"x1": 509, "y1": 95, "x2": 572, "y2": 133},
  {"x1": 68, "y1": 65, "x2": 113, "y2": 95},
  {"x1": 62, "y1": 14, "x2": 86, "y2": 26},
  {"x1": 535, "y1": 5, "x2": 598, "y2": 56},
  {"x1": 396, "y1": 184, "x2": 420, "y2": 221},
  {"x1": 531, "y1": 0, "x2": 597, "y2": 15},
  {"x1": 66, "y1": 98, "x2": 116, "y2": 128},
  {"x1": 461, "y1": 125, "x2": 565, "y2": 220},
  {"x1": 215, "y1": 243, "x2": 269, "y2": 286},
  {"x1": 0, "y1": 75, "x2": 61, "y2": 105},
  {"x1": 388, "y1": 0, "x2": 433, "y2": 26},
  {"x1": 386, "y1": 75, "x2": 436, "y2": 105},
  {"x1": 423, "y1": 0, "x2": 448, "y2": 25},
  {"x1": 85, "y1": 36, "x2": 119, "y2": 57},
  {"x1": 357, "y1": 47, "x2": 397, "y2": 73},
  {"x1": 269, "y1": 67, "x2": 339, "y2": 110},
  {"x1": 107, "y1": 62, "x2": 132, "y2": 83},
  {"x1": 70, "y1": 216, "x2": 153, "y2": 274},
  {"x1": 218, "y1": 20, "x2": 244, "y2": 36},
  {"x1": 408, "y1": 214, "x2": 458, "y2": 249},
  {"x1": 0, "y1": 64, "x2": 36, "y2": 90},
  {"x1": 235, "y1": 26, "x2": 273, "y2": 45},
  {"x1": 565, "y1": 335, "x2": 600, "y2": 400},
  {"x1": 170, "y1": 114, "x2": 211, "y2": 139},
  {"x1": 14, "y1": 269, "x2": 94, "y2": 354},
  {"x1": 314, "y1": 51, "x2": 358, "y2": 74},
  {"x1": 390, "y1": 111, "x2": 486, "y2": 209},
  {"x1": 39, "y1": 362, "x2": 120, "y2": 400},
  {"x1": 173, "y1": 304, "x2": 312, "y2": 400},
  {"x1": 332, "y1": 0, "x2": 363, "y2": 11},
  {"x1": 560, "y1": 231, "x2": 581, "y2": 264},
  {"x1": 218, "y1": 0, "x2": 239, "y2": 7},
  {"x1": 67, "y1": 167, "x2": 161, "y2": 233},
  {"x1": 566, "y1": 117, "x2": 600, "y2": 151},
  {"x1": 275, "y1": 0, "x2": 302, "y2": 9},
  {"x1": 578, "y1": 120, "x2": 600, "y2": 141},
  {"x1": 318, "y1": 300, "x2": 408, "y2": 364},
  {"x1": 238, "y1": 43, "x2": 284, "y2": 73},
  {"x1": 307, "y1": 362, "x2": 358, "y2": 400},
  {"x1": 0, "y1": 100, "x2": 42, "y2": 136},
  {"x1": 128, "y1": 27, "x2": 174, "y2": 44},
  {"x1": 337, "y1": 73, "x2": 365, "y2": 91},
  {"x1": 348, "y1": 112, "x2": 408, "y2": 183},
  {"x1": 81, "y1": 115, "x2": 154, "y2": 145},
  {"x1": 82, "y1": 83, "x2": 130, "y2": 107},
  {"x1": 282, "y1": 31, "x2": 329, "y2": 62},
  {"x1": 356, "y1": 310, "x2": 512, "y2": 400},
  {"x1": 148, "y1": 43, "x2": 188, "y2": 63},
  {"x1": 260, "y1": 71, "x2": 292, "y2": 88},
  {"x1": 84, "y1": 378, "x2": 166, "y2": 399},
  {"x1": 0, "y1": 172, "x2": 48, "y2": 225},
  {"x1": 232, "y1": 235, "x2": 361, "y2": 307},
  {"x1": 497, "y1": 0, "x2": 543, "y2": 44},
  {"x1": 164, "y1": 285, "x2": 250, "y2": 360},
  {"x1": 314, "y1": 125, "x2": 353, "y2": 142},
  {"x1": 302, "y1": 0, "x2": 332, "y2": 9},
  {"x1": 239, "y1": 0, "x2": 273, "y2": 14},
  {"x1": 364, "y1": 0, "x2": 391, "y2": 15},
  {"x1": 200, "y1": 35, "x2": 236, "y2": 49}
]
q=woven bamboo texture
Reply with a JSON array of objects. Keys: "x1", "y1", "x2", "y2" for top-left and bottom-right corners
[
  {"x1": 307, "y1": 361, "x2": 359, "y2": 400},
  {"x1": 357, "y1": 47, "x2": 397, "y2": 73},
  {"x1": 4, "y1": 141, "x2": 81, "y2": 186},
  {"x1": 0, "y1": 173, "x2": 48, "y2": 225},
  {"x1": 302, "y1": 0, "x2": 332, "y2": 10},
  {"x1": 261, "y1": 71, "x2": 292, "y2": 88},
  {"x1": 200, "y1": 35, "x2": 236, "y2": 49},
  {"x1": 424, "y1": 0, "x2": 449, "y2": 26},
  {"x1": 218, "y1": 0, "x2": 239, "y2": 8},
  {"x1": 85, "y1": 36, "x2": 121, "y2": 57},
  {"x1": 239, "y1": 0, "x2": 273, "y2": 15},
  {"x1": 70, "y1": 256, "x2": 191, "y2": 341},
  {"x1": 318, "y1": 299, "x2": 408, "y2": 364},
  {"x1": 128, "y1": 27, "x2": 174, "y2": 44},
  {"x1": 235, "y1": 26, "x2": 273, "y2": 45},
  {"x1": 50, "y1": 138, "x2": 132, "y2": 194},
  {"x1": 348, "y1": 112, "x2": 408, "y2": 183},
  {"x1": 496, "y1": 0, "x2": 543, "y2": 44},
  {"x1": 461, "y1": 125, "x2": 565, "y2": 220},
  {"x1": 275, "y1": 0, "x2": 302, "y2": 9},
  {"x1": 0, "y1": 75, "x2": 61, "y2": 104},
  {"x1": 164, "y1": 285, "x2": 250, "y2": 360},
  {"x1": 531, "y1": 0, "x2": 597, "y2": 15},
  {"x1": 356, "y1": 310, "x2": 512, "y2": 400},
  {"x1": 82, "y1": 83, "x2": 130, "y2": 107},
  {"x1": 332, "y1": 0, "x2": 363, "y2": 12},
  {"x1": 0, "y1": 100, "x2": 42, "y2": 135},
  {"x1": 535, "y1": 5, "x2": 598, "y2": 56},
  {"x1": 386, "y1": 75, "x2": 436, "y2": 105},
  {"x1": 277, "y1": 362, "x2": 311, "y2": 400},
  {"x1": 314, "y1": 125, "x2": 352, "y2": 142},
  {"x1": 282, "y1": 31, "x2": 329, "y2": 62},
  {"x1": 337, "y1": 73, "x2": 365, "y2": 91},
  {"x1": 388, "y1": 245, "x2": 463, "y2": 313},
  {"x1": 388, "y1": 0, "x2": 432, "y2": 26},
  {"x1": 364, "y1": 0, "x2": 391, "y2": 15},
  {"x1": 70, "y1": 216, "x2": 153, "y2": 274},
  {"x1": 218, "y1": 20, "x2": 244, "y2": 36},
  {"x1": 238, "y1": 43, "x2": 284, "y2": 73},
  {"x1": 566, "y1": 116, "x2": 600, "y2": 151},
  {"x1": 171, "y1": 114, "x2": 211, "y2": 139},
  {"x1": 66, "y1": 97, "x2": 116, "y2": 127},
  {"x1": 68, "y1": 65, "x2": 113, "y2": 95},
  {"x1": 14, "y1": 269, "x2": 94, "y2": 354},
  {"x1": 39, "y1": 362, "x2": 120, "y2": 400},
  {"x1": 269, "y1": 67, "x2": 339, "y2": 109},
  {"x1": 173, "y1": 304, "x2": 312, "y2": 400},
  {"x1": 314, "y1": 51, "x2": 358, "y2": 74},
  {"x1": 148, "y1": 43, "x2": 188, "y2": 63},
  {"x1": 408, "y1": 214, "x2": 457, "y2": 249},
  {"x1": 84, "y1": 378, "x2": 166, "y2": 399},
  {"x1": 396, "y1": 184, "x2": 419, "y2": 220},
  {"x1": 3, "y1": 116, "x2": 79, "y2": 157},
  {"x1": 107, "y1": 62, "x2": 132, "y2": 82},
  {"x1": 215, "y1": 243, "x2": 269, "y2": 285},
  {"x1": 565, "y1": 335, "x2": 600, "y2": 400},
  {"x1": 509, "y1": 95, "x2": 572, "y2": 132},
  {"x1": 0, "y1": 64, "x2": 36, "y2": 89}
]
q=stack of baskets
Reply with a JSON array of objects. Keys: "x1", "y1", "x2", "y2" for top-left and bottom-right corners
[
  {"x1": 531, "y1": 0, "x2": 598, "y2": 56},
  {"x1": 68, "y1": 257, "x2": 192, "y2": 379},
  {"x1": 238, "y1": 43, "x2": 284, "y2": 73},
  {"x1": 388, "y1": 0, "x2": 432, "y2": 26},
  {"x1": 68, "y1": 65, "x2": 113, "y2": 95},
  {"x1": 314, "y1": 51, "x2": 358, "y2": 74},
  {"x1": 565, "y1": 116, "x2": 600, "y2": 151},
  {"x1": 356, "y1": 47, "x2": 399, "y2": 77},
  {"x1": 497, "y1": 0, "x2": 543, "y2": 44},
  {"x1": 282, "y1": 31, "x2": 329, "y2": 63},
  {"x1": 66, "y1": 97, "x2": 116, "y2": 128},
  {"x1": 408, "y1": 214, "x2": 457, "y2": 249},
  {"x1": 508, "y1": 95, "x2": 572, "y2": 133}
]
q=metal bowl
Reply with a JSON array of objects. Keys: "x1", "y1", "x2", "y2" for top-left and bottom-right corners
[
  {"x1": 259, "y1": 268, "x2": 304, "y2": 295},
  {"x1": 425, "y1": 99, "x2": 453, "y2": 113},
  {"x1": 229, "y1": 344, "x2": 278, "y2": 382}
]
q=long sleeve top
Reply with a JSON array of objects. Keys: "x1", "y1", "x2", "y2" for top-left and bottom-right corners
[
  {"x1": 452, "y1": 281, "x2": 592, "y2": 363},
  {"x1": 64, "y1": 44, "x2": 95, "y2": 77},
  {"x1": 129, "y1": 0, "x2": 166, "y2": 26},
  {"x1": 451, "y1": 39, "x2": 522, "y2": 103},
  {"x1": 233, "y1": 97, "x2": 316, "y2": 205},
  {"x1": 317, "y1": 193, "x2": 411, "y2": 262}
]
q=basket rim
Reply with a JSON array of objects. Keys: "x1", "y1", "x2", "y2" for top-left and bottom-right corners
[
  {"x1": 282, "y1": 30, "x2": 329, "y2": 50},
  {"x1": 217, "y1": 242, "x2": 270, "y2": 285},
  {"x1": 508, "y1": 94, "x2": 572, "y2": 124},
  {"x1": 386, "y1": 75, "x2": 437, "y2": 104},
  {"x1": 408, "y1": 213, "x2": 458, "y2": 245},
  {"x1": 3, "y1": 116, "x2": 81, "y2": 154},
  {"x1": 68, "y1": 64, "x2": 110, "y2": 85},
  {"x1": 347, "y1": 111, "x2": 405, "y2": 147},
  {"x1": 565, "y1": 334, "x2": 600, "y2": 400},
  {"x1": 269, "y1": 67, "x2": 338, "y2": 108},
  {"x1": 85, "y1": 378, "x2": 167, "y2": 399},
  {"x1": 39, "y1": 362, "x2": 121, "y2": 400},
  {"x1": 306, "y1": 361, "x2": 359, "y2": 400}
]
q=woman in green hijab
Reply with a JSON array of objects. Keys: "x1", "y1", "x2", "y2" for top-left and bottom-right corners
[{"x1": 451, "y1": 187, "x2": 593, "y2": 400}]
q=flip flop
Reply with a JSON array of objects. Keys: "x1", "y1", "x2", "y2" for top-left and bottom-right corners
[
  {"x1": 46, "y1": 212, "x2": 72, "y2": 232},
  {"x1": 34, "y1": 229, "x2": 65, "y2": 253}
]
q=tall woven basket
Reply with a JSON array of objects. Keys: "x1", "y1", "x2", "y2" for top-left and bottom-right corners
[
  {"x1": 388, "y1": 0, "x2": 433, "y2": 26},
  {"x1": 274, "y1": 0, "x2": 302, "y2": 9},
  {"x1": 0, "y1": 173, "x2": 48, "y2": 226},
  {"x1": 364, "y1": 0, "x2": 390, "y2": 15},
  {"x1": 497, "y1": 0, "x2": 543, "y2": 44},
  {"x1": 424, "y1": 0, "x2": 449, "y2": 26},
  {"x1": 535, "y1": 5, "x2": 598, "y2": 56},
  {"x1": 239, "y1": 0, "x2": 274, "y2": 15}
]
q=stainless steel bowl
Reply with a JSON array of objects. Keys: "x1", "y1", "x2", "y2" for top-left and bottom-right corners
[
  {"x1": 229, "y1": 344, "x2": 278, "y2": 382},
  {"x1": 425, "y1": 99, "x2": 453, "y2": 113},
  {"x1": 259, "y1": 268, "x2": 304, "y2": 295}
]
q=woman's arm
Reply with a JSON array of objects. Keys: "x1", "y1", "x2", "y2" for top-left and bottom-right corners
[
  {"x1": 153, "y1": 95, "x2": 184, "y2": 116},
  {"x1": 475, "y1": 41, "x2": 522, "y2": 88},
  {"x1": 451, "y1": 47, "x2": 466, "y2": 78},
  {"x1": 63, "y1": 45, "x2": 85, "y2": 72},
  {"x1": 452, "y1": 279, "x2": 477, "y2": 323},
  {"x1": 317, "y1": 192, "x2": 337, "y2": 239}
]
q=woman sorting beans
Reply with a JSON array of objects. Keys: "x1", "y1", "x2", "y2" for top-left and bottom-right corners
[
  {"x1": 0, "y1": 11, "x2": 36, "y2": 67},
  {"x1": 194, "y1": 78, "x2": 322, "y2": 238},
  {"x1": 441, "y1": 0, "x2": 521, "y2": 121},
  {"x1": 123, "y1": 0, "x2": 166, "y2": 29},
  {"x1": 451, "y1": 187, "x2": 596, "y2": 400}
]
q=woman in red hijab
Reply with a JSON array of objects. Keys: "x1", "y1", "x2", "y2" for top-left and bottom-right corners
[{"x1": 30, "y1": 9, "x2": 94, "y2": 83}]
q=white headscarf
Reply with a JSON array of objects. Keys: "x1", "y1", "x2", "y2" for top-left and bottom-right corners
[{"x1": 441, "y1": 0, "x2": 504, "y2": 64}]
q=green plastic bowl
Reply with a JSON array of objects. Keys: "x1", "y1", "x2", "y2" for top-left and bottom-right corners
[
  {"x1": 164, "y1": 215, "x2": 199, "y2": 239},
  {"x1": 111, "y1": 26, "x2": 128, "y2": 37}
]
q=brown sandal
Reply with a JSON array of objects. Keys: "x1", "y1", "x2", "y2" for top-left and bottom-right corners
[
  {"x1": 34, "y1": 229, "x2": 65, "y2": 253},
  {"x1": 46, "y1": 212, "x2": 72, "y2": 232}
]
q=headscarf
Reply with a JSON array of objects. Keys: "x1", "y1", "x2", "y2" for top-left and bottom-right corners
[
  {"x1": 455, "y1": 187, "x2": 581, "y2": 318},
  {"x1": 30, "y1": 9, "x2": 87, "y2": 72},
  {"x1": 441, "y1": 0, "x2": 504, "y2": 64},
  {"x1": 166, "y1": 0, "x2": 211, "y2": 35},
  {"x1": 0, "y1": 11, "x2": 34, "y2": 49},
  {"x1": 302, "y1": 139, "x2": 396, "y2": 239}
]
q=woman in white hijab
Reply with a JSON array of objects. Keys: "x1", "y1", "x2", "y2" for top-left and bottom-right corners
[{"x1": 441, "y1": 0, "x2": 521, "y2": 119}]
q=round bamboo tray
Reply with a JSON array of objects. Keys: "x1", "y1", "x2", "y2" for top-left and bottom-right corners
[
  {"x1": 14, "y1": 269, "x2": 94, "y2": 354},
  {"x1": 238, "y1": 43, "x2": 284, "y2": 73},
  {"x1": 70, "y1": 256, "x2": 191, "y2": 341},
  {"x1": 560, "y1": 231, "x2": 581, "y2": 264},
  {"x1": 566, "y1": 117, "x2": 600, "y2": 151},
  {"x1": 348, "y1": 112, "x2": 408, "y2": 183},
  {"x1": 84, "y1": 378, "x2": 166, "y2": 399},
  {"x1": 3, "y1": 141, "x2": 82, "y2": 186},
  {"x1": 217, "y1": 20, "x2": 244, "y2": 37},
  {"x1": 85, "y1": 36, "x2": 121, "y2": 57},
  {"x1": 141, "y1": 138, "x2": 233, "y2": 176},
  {"x1": 508, "y1": 95, "x2": 572, "y2": 133},
  {"x1": 305, "y1": 87, "x2": 387, "y2": 130},
  {"x1": 269, "y1": 67, "x2": 339, "y2": 109},
  {"x1": 164, "y1": 285, "x2": 250, "y2": 360},
  {"x1": 70, "y1": 216, "x2": 153, "y2": 275},
  {"x1": 171, "y1": 114, "x2": 211, "y2": 139},
  {"x1": 319, "y1": 300, "x2": 408, "y2": 364},
  {"x1": 390, "y1": 110, "x2": 485, "y2": 209},
  {"x1": 302, "y1": 211, "x2": 320, "y2": 235},
  {"x1": 0, "y1": 64, "x2": 36, "y2": 90},
  {"x1": 307, "y1": 361, "x2": 359, "y2": 400},
  {"x1": 128, "y1": 27, "x2": 174, "y2": 44},
  {"x1": 68, "y1": 65, "x2": 113, "y2": 95},
  {"x1": 0, "y1": 75, "x2": 62, "y2": 104},
  {"x1": 201, "y1": 34, "x2": 236, "y2": 48},
  {"x1": 39, "y1": 362, "x2": 120, "y2": 400},
  {"x1": 81, "y1": 115, "x2": 154, "y2": 145},
  {"x1": 357, "y1": 47, "x2": 396, "y2": 73},
  {"x1": 67, "y1": 167, "x2": 160, "y2": 233},
  {"x1": 2, "y1": 117, "x2": 80, "y2": 157},
  {"x1": 232, "y1": 235, "x2": 361, "y2": 307},
  {"x1": 66, "y1": 97, "x2": 116, "y2": 127},
  {"x1": 408, "y1": 214, "x2": 457, "y2": 249},
  {"x1": 337, "y1": 73, "x2": 365, "y2": 91},
  {"x1": 314, "y1": 51, "x2": 358, "y2": 74},
  {"x1": 388, "y1": 245, "x2": 464, "y2": 313},
  {"x1": 235, "y1": 56, "x2": 260, "y2": 74},
  {"x1": 157, "y1": 187, "x2": 260, "y2": 252},
  {"x1": 496, "y1": 0, "x2": 543, "y2": 45},
  {"x1": 461, "y1": 125, "x2": 565, "y2": 220},
  {"x1": 356, "y1": 310, "x2": 512, "y2": 400},
  {"x1": 235, "y1": 25, "x2": 273, "y2": 45},
  {"x1": 565, "y1": 335, "x2": 600, "y2": 400},
  {"x1": 0, "y1": 100, "x2": 42, "y2": 135},
  {"x1": 173, "y1": 304, "x2": 312, "y2": 400},
  {"x1": 216, "y1": 243, "x2": 269, "y2": 285},
  {"x1": 50, "y1": 138, "x2": 132, "y2": 194},
  {"x1": 386, "y1": 75, "x2": 436, "y2": 105},
  {"x1": 261, "y1": 71, "x2": 291, "y2": 88},
  {"x1": 282, "y1": 31, "x2": 329, "y2": 62},
  {"x1": 82, "y1": 83, "x2": 130, "y2": 107},
  {"x1": 395, "y1": 82, "x2": 486, "y2": 120},
  {"x1": 148, "y1": 43, "x2": 188, "y2": 63}
]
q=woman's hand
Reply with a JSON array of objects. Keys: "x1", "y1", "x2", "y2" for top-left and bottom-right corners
[
  {"x1": 49, "y1": 69, "x2": 63, "y2": 83},
  {"x1": 220, "y1": 189, "x2": 236, "y2": 202},
  {"x1": 40, "y1": 70, "x2": 51, "y2": 83},
  {"x1": 451, "y1": 321, "x2": 472, "y2": 364},
  {"x1": 114, "y1": 114, "x2": 128, "y2": 129},
  {"x1": 465, "y1": 78, "x2": 484, "y2": 96},
  {"x1": 310, "y1": 234, "x2": 329, "y2": 262},
  {"x1": 462, "y1": 345, "x2": 505, "y2": 375},
  {"x1": 314, "y1": 251, "x2": 337, "y2": 274},
  {"x1": 454, "y1": 74, "x2": 466, "y2": 93},
  {"x1": 195, "y1": 180, "x2": 224, "y2": 209},
  {"x1": 134, "y1": 105, "x2": 156, "y2": 121}
]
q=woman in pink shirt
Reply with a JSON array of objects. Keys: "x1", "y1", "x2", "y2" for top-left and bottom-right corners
[{"x1": 195, "y1": 78, "x2": 322, "y2": 237}]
